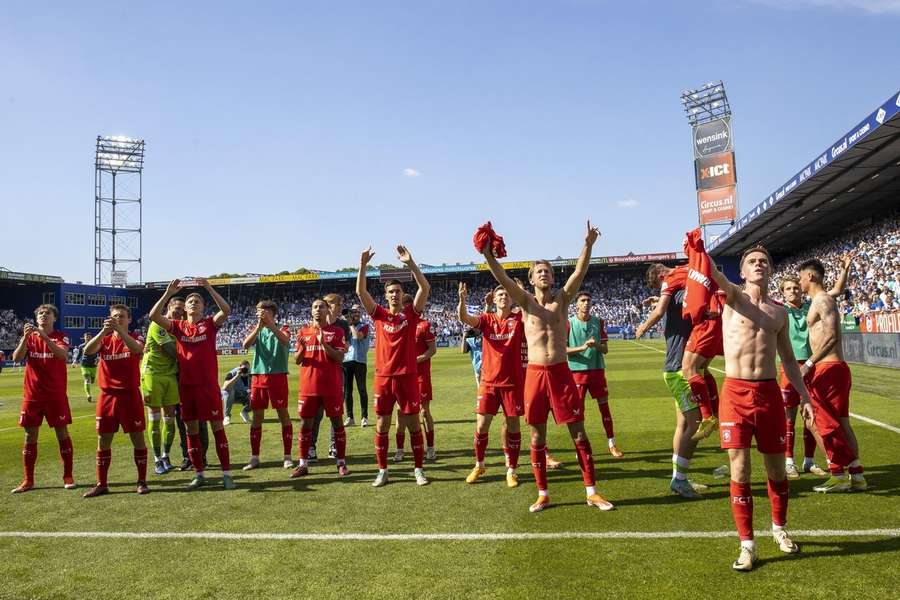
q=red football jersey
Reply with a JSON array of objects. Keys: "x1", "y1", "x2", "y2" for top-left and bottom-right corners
[
  {"x1": 168, "y1": 317, "x2": 219, "y2": 386},
  {"x1": 660, "y1": 265, "x2": 689, "y2": 297},
  {"x1": 707, "y1": 289, "x2": 727, "y2": 319},
  {"x1": 415, "y1": 320, "x2": 436, "y2": 378},
  {"x1": 478, "y1": 311, "x2": 525, "y2": 387},
  {"x1": 371, "y1": 304, "x2": 420, "y2": 376},
  {"x1": 23, "y1": 330, "x2": 69, "y2": 400},
  {"x1": 296, "y1": 324, "x2": 346, "y2": 396},
  {"x1": 98, "y1": 333, "x2": 142, "y2": 390}
]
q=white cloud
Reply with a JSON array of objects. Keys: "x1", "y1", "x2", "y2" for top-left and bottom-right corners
[
  {"x1": 616, "y1": 199, "x2": 640, "y2": 209},
  {"x1": 747, "y1": 0, "x2": 900, "y2": 14},
  {"x1": 403, "y1": 168, "x2": 421, "y2": 178}
]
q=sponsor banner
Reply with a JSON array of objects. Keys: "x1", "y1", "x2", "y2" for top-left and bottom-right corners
[
  {"x1": 111, "y1": 270, "x2": 128, "y2": 286},
  {"x1": 259, "y1": 273, "x2": 320, "y2": 283},
  {"x1": 606, "y1": 252, "x2": 678, "y2": 264},
  {"x1": 698, "y1": 185, "x2": 737, "y2": 224},
  {"x1": 859, "y1": 310, "x2": 900, "y2": 334},
  {"x1": 422, "y1": 264, "x2": 474, "y2": 274},
  {"x1": 695, "y1": 151, "x2": 736, "y2": 191},
  {"x1": 709, "y1": 89, "x2": 900, "y2": 252},
  {"x1": 550, "y1": 259, "x2": 576, "y2": 267},
  {"x1": 475, "y1": 260, "x2": 533, "y2": 271},
  {"x1": 842, "y1": 314, "x2": 860, "y2": 333},
  {"x1": 693, "y1": 117, "x2": 732, "y2": 158},
  {"x1": 843, "y1": 332, "x2": 900, "y2": 369},
  {"x1": 0, "y1": 271, "x2": 64, "y2": 283}
]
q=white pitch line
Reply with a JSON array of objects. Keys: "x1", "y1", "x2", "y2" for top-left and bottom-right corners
[
  {"x1": 0, "y1": 529, "x2": 898, "y2": 542},
  {"x1": 629, "y1": 341, "x2": 900, "y2": 434}
]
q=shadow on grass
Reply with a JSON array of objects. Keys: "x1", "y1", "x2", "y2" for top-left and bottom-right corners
[{"x1": 754, "y1": 536, "x2": 900, "y2": 570}]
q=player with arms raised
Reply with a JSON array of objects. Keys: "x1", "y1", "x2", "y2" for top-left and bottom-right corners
[
  {"x1": 11, "y1": 304, "x2": 75, "y2": 493},
  {"x1": 148, "y1": 278, "x2": 235, "y2": 491},
  {"x1": 481, "y1": 221, "x2": 613, "y2": 513},
  {"x1": 708, "y1": 246, "x2": 814, "y2": 571},
  {"x1": 357, "y1": 245, "x2": 431, "y2": 487}
]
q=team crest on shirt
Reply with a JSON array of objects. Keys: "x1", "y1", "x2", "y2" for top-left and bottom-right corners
[
  {"x1": 507, "y1": 320, "x2": 515, "y2": 331},
  {"x1": 722, "y1": 429, "x2": 732, "y2": 443},
  {"x1": 197, "y1": 324, "x2": 207, "y2": 334}
]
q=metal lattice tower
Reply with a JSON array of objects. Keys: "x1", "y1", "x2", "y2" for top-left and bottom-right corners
[{"x1": 94, "y1": 136, "x2": 144, "y2": 286}]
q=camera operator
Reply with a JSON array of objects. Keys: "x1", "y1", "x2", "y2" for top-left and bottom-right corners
[
  {"x1": 222, "y1": 359, "x2": 252, "y2": 426},
  {"x1": 342, "y1": 304, "x2": 370, "y2": 427}
]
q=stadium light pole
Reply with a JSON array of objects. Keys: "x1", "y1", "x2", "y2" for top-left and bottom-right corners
[
  {"x1": 94, "y1": 136, "x2": 144, "y2": 286},
  {"x1": 680, "y1": 81, "x2": 735, "y2": 245}
]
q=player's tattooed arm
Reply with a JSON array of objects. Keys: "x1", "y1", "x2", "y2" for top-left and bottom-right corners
[
  {"x1": 201, "y1": 278, "x2": 231, "y2": 327},
  {"x1": 562, "y1": 221, "x2": 600, "y2": 304},
  {"x1": 457, "y1": 282, "x2": 481, "y2": 329},
  {"x1": 149, "y1": 279, "x2": 180, "y2": 331},
  {"x1": 398, "y1": 245, "x2": 430, "y2": 314},
  {"x1": 356, "y1": 247, "x2": 378, "y2": 314},
  {"x1": 827, "y1": 253, "x2": 853, "y2": 298}
]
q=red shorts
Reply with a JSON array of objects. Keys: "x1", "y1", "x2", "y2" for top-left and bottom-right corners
[
  {"x1": 809, "y1": 361, "x2": 851, "y2": 436},
  {"x1": 250, "y1": 373, "x2": 289, "y2": 410},
  {"x1": 524, "y1": 363, "x2": 584, "y2": 425},
  {"x1": 572, "y1": 369, "x2": 608, "y2": 401},
  {"x1": 96, "y1": 388, "x2": 146, "y2": 434},
  {"x1": 179, "y1": 383, "x2": 224, "y2": 422},
  {"x1": 18, "y1": 394, "x2": 72, "y2": 429},
  {"x1": 417, "y1": 373, "x2": 433, "y2": 403},
  {"x1": 779, "y1": 361, "x2": 813, "y2": 409},
  {"x1": 298, "y1": 395, "x2": 342, "y2": 419},
  {"x1": 374, "y1": 374, "x2": 420, "y2": 416},
  {"x1": 718, "y1": 378, "x2": 785, "y2": 454},
  {"x1": 685, "y1": 319, "x2": 723, "y2": 358},
  {"x1": 477, "y1": 383, "x2": 524, "y2": 417}
]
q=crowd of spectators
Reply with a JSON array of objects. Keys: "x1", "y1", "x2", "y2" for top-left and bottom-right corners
[
  {"x1": 0, "y1": 309, "x2": 25, "y2": 349},
  {"x1": 770, "y1": 211, "x2": 900, "y2": 321}
]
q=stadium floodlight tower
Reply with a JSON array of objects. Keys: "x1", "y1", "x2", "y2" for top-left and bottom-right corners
[
  {"x1": 680, "y1": 81, "x2": 731, "y2": 127},
  {"x1": 94, "y1": 135, "x2": 145, "y2": 286}
]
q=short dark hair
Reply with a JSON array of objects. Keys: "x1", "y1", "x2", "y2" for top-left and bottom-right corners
[
  {"x1": 740, "y1": 245, "x2": 773, "y2": 268},
  {"x1": 185, "y1": 292, "x2": 205, "y2": 305},
  {"x1": 799, "y1": 259, "x2": 825, "y2": 281},
  {"x1": 34, "y1": 304, "x2": 59, "y2": 319},
  {"x1": 257, "y1": 299, "x2": 278, "y2": 317},
  {"x1": 384, "y1": 279, "x2": 403, "y2": 291},
  {"x1": 576, "y1": 291, "x2": 591, "y2": 301},
  {"x1": 109, "y1": 304, "x2": 131, "y2": 318},
  {"x1": 169, "y1": 296, "x2": 185, "y2": 304}
]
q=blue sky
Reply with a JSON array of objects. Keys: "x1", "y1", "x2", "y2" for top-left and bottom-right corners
[{"x1": 1, "y1": 0, "x2": 898, "y2": 283}]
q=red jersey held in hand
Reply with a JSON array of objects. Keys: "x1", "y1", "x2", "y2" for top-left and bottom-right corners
[
  {"x1": 371, "y1": 304, "x2": 420, "y2": 376},
  {"x1": 23, "y1": 331, "x2": 70, "y2": 400},
  {"x1": 478, "y1": 311, "x2": 525, "y2": 387},
  {"x1": 296, "y1": 324, "x2": 346, "y2": 396},
  {"x1": 167, "y1": 317, "x2": 219, "y2": 386},
  {"x1": 415, "y1": 320, "x2": 436, "y2": 378},
  {"x1": 98, "y1": 333, "x2": 142, "y2": 390}
]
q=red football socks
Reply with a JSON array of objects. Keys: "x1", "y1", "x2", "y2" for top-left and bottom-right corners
[
  {"x1": 531, "y1": 444, "x2": 548, "y2": 491},
  {"x1": 134, "y1": 447, "x2": 148, "y2": 482},
  {"x1": 187, "y1": 434, "x2": 204, "y2": 473},
  {"x1": 96, "y1": 449, "x2": 111, "y2": 487},
  {"x1": 785, "y1": 419, "x2": 796, "y2": 459},
  {"x1": 474, "y1": 431, "x2": 489, "y2": 464},
  {"x1": 597, "y1": 402, "x2": 614, "y2": 439},
  {"x1": 22, "y1": 442, "x2": 37, "y2": 483},
  {"x1": 730, "y1": 480, "x2": 754, "y2": 541},
  {"x1": 574, "y1": 439, "x2": 596, "y2": 487},
  {"x1": 767, "y1": 478, "x2": 789, "y2": 528},
  {"x1": 299, "y1": 428, "x2": 313, "y2": 462},
  {"x1": 688, "y1": 375, "x2": 712, "y2": 420},
  {"x1": 334, "y1": 426, "x2": 346, "y2": 461},
  {"x1": 281, "y1": 424, "x2": 293, "y2": 456},
  {"x1": 58, "y1": 436, "x2": 74, "y2": 480},
  {"x1": 375, "y1": 432, "x2": 389, "y2": 469},
  {"x1": 504, "y1": 431, "x2": 521, "y2": 469},
  {"x1": 410, "y1": 430, "x2": 425, "y2": 468},
  {"x1": 249, "y1": 426, "x2": 262, "y2": 457},
  {"x1": 212, "y1": 428, "x2": 230, "y2": 472}
]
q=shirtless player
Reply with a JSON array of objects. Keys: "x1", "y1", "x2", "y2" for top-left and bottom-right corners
[
  {"x1": 709, "y1": 246, "x2": 814, "y2": 571},
  {"x1": 481, "y1": 221, "x2": 613, "y2": 513}
]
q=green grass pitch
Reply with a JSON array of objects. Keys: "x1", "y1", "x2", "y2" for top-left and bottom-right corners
[{"x1": 1, "y1": 340, "x2": 898, "y2": 599}]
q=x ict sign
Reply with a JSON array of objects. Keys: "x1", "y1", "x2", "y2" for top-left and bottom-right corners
[{"x1": 695, "y1": 151, "x2": 736, "y2": 191}]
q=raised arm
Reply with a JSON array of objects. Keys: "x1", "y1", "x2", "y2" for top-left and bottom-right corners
[
  {"x1": 777, "y1": 314, "x2": 815, "y2": 426},
  {"x1": 113, "y1": 319, "x2": 144, "y2": 355},
  {"x1": 200, "y1": 279, "x2": 231, "y2": 327},
  {"x1": 828, "y1": 253, "x2": 852, "y2": 298},
  {"x1": 356, "y1": 247, "x2": 377, "y2": 314},
  {"x1": 635, "y1": 293, "x2": 672, "y2": 339},
  {"x1": 148, "y1": 280, "x2": 181, "y2": 331},
  {"x1": 457, "y1": 282, "x2": 481, "y2": 329},
  {"x1": 84, "y1": 322, "x2": 112, "y2": 355},
  {"x1": 397, "y1": 245, "x2": 430, "y2": 314},
  {"x1": 11, "y1": 324, "x2": 33, "y2": 362},
  {"x1": 481, "y1": 246, "x2": 528, "y2": 307},
  {"x1": 561, "y1": 221, "x2": 600, "y2": 303},
  {"x1": 242, "y1": 321, "x2": 262, "y2": 350},
  {"x1": 708, "y1": 263, "x2": 741, "y2": 305}
]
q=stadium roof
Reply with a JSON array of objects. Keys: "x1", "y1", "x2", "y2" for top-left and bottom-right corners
[{"x1": 709, "y1": 90, "x2": 900, "y2": 257}]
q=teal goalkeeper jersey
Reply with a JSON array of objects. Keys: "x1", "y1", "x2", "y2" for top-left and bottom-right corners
[
  {"x1": 251, "y1": 326, "x2": 289, "y2": 375},
  {"x1": 567, "y1": 316, "x2": 607, "y2": 371}
]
